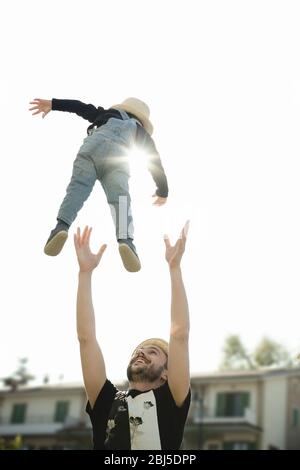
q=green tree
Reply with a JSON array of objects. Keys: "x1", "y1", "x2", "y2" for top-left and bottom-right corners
[
  {"x1": 220, "y1": 335, "x2": 295, "y2": 370},
  {"x1": 2, "y1": 358, "x2": 34, "y2": 390},
  {"x1": 220, "y1": 335, "x2": 254, "y2": 370},
  {"x1": 0, "y1": 435, "x2": 23, "y2": 450},
  {"x1": 253, "y1": 337, "x2": 292, "y2": 368}
]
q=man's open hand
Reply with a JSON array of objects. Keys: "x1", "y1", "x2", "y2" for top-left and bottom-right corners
[
  {"x1": 164, "y1": 221, "x2": 189, "y2": 269},
  {"x1": 74, "y1": 226, "x2": 107, "y2": 273}
]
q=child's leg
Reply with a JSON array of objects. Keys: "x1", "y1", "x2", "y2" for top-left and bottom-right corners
[
  {"x1": 57, "y1": 153, "x2": 97, "y2": 225},
  {"x1": 100, "y1": 168, "x2": 133, "y2": 240},
  {"x1": 101, "y1": 169, "x2": 140, "y2": 272},
  {"x1": 44, "y1": 153, "x2": 97, "y2": 256}
]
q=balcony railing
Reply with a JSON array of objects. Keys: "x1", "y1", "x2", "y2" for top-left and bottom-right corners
[
  {"x1": 0, "y1": 415, "x2": 81, "y2": 426},
  {"x1": 0, "y1": 415, "x2": 91, "y2": 437},
  {"x1": 189, "y1": 407, "x2": 257, "y2": 426}
]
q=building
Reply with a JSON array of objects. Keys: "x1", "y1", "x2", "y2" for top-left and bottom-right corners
[
  {"x1": 185, "y1": 367, "x2": 300, "y2": 450},
  {"x1": 0, "y1": 383, "x2": 97, "y2": 449},
  {"x1": 0, "y1": 367, "x2": 299, "y2": 449}
]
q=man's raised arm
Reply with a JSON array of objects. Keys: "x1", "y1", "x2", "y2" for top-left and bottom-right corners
[
  {"x1": 74, "y1": 226, "x2": 107, "y2": 407},
  {"x1": 165, "y1": 222, "x2": 190, "y2": 407}
]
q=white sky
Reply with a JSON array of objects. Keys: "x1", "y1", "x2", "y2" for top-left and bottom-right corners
[{"x1": 1, "y1": 0, "x2": 300, "y2": 385}]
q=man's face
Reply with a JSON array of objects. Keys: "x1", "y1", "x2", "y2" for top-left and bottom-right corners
[{"x1": 127, "y1": 345, "x2": 167, "y2": 383}]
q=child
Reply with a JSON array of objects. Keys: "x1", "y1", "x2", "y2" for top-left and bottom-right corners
[{"x1": 29, "y1": 97, "x2": 168, "y2": 272}]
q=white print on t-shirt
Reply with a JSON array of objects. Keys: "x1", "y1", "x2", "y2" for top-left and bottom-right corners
[{"x1": 127, "y1": 391, "x2": 161, "y2": 450}]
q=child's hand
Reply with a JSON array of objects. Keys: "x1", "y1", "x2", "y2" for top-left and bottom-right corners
[
  {"x1": 152, "y1": 195, "x2": 167, "y2": 206},
  {"x1": 29, "y1": 98, "x2": 52, "y2": 118}
]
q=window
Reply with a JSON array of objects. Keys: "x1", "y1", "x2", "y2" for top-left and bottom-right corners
[
  {"x1": 11, "y1": 403, "x2": 27, "y2": 424},
  {"x1": 206, "y1": 442, "x2": 221, "y2": 450},
  {"x1": 216, "y1": 392, "x2": 250, "y2": 417},
  {"x1": 54, "y1": 401, "x2": 69, "y2": 423},
  {"x1": 292, "y1": 408, "x2": 299, "y2": 428},
  {"x1": 223, "y1": 441, "x2": 256, "y2": 450}
]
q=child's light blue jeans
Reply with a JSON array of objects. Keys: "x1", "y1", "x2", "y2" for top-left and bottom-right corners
[{"x1": 57, "y1": 110, "x2": 137, "y2": 240}]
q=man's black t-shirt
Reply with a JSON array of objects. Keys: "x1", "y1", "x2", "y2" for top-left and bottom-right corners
[{"x1": 86, "y1": 380, "x2": 191, "y2": 450}]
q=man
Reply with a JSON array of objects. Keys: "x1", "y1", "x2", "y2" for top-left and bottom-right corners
[
  {"x1": 29, "y1": 97, "x2": 168, "y2": 272},
  {"x1": 74, "y1": 223, "x2": 190, "y2": 450}
]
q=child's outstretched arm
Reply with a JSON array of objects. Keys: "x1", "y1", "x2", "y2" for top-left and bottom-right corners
[
  {"x1": 135, "y1": 127, "x2": 169, "y2": 205},
  {"x1": 29, "y1": 98, "x2": 101, "y2": 122}
]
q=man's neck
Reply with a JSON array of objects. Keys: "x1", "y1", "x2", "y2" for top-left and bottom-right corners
[{"x1": 129, "y1": 379, "x2": 165, "y2": 392}]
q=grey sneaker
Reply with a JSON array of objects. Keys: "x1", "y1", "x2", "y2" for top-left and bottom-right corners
[
  {"x1": 118, "y1": 239, "x2": 141, "y2": 272},
  {"x1": 44, "y1": 223, "x2": 69, "y2": 256}
]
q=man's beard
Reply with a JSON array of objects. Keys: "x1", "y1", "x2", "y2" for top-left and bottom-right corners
[{"x1": 127, "y1": 363, "x2": 165, "y2": 383}]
